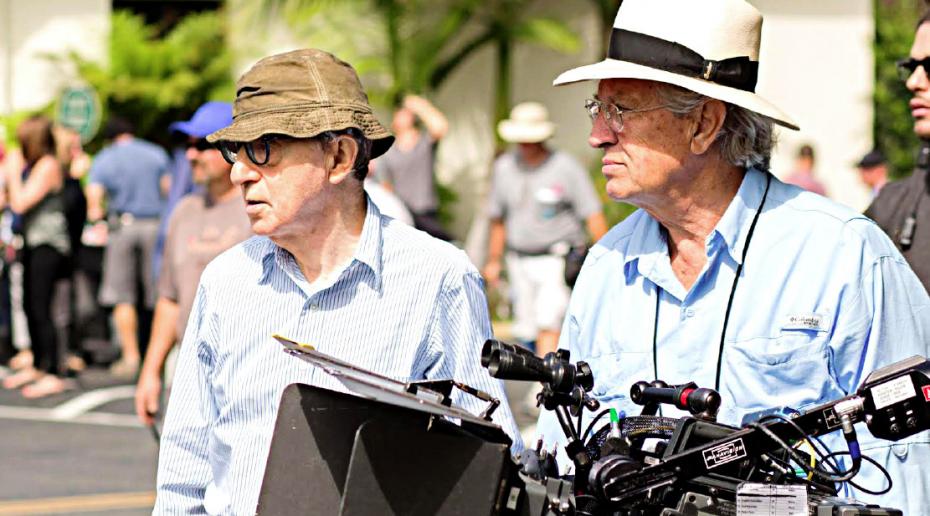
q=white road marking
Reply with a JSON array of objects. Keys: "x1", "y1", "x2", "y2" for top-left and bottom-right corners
[
  {"x1": 49, "y1": 385, "x2": 136, "y2": 419},
  {"x1": 0, "y1": 385, "x2": 142, "y2": 427}
]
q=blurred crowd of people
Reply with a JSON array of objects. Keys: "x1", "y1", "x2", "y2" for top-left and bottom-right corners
[{"x1": 0, "y1": 49, "x2": 920, "y2": 415}]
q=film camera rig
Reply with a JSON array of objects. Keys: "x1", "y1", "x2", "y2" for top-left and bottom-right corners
[{"x1": 482, "y1": 339, "x2": 930, "y2": 515}]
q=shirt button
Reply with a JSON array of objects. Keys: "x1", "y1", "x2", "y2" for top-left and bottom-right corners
[
  {"x1": 309, "y1": 303, "x2": 320, "y2": 312},
  {"x1": 686, "y1": 308, "x2": 695, "y2": 317}
]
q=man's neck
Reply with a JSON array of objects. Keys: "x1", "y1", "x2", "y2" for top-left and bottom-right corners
[
  {"x1": 276, "y1": 195, "x2": 368, "y2": 285},
  {"x1": 518, "y1": 144, "x2": 550, "y2": 168},
  {"x1": 206, "y1": 179, "x2": 238, "y2": 204},
  {"x1": 644, "y1": 161, "x2": 746, "y2": 290}
]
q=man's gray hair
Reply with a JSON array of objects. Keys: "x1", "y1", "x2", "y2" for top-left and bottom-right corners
[{"x1": 655, "y1": 84, "x2": 776, "y2": 170}]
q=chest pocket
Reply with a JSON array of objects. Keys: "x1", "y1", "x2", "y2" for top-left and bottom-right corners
[
  {"x1": 723, "y1": 329, "x2": 843, "y2": 418},
  {"x1": 587, "y1": 350, "x2": 653, "y2": 403}
]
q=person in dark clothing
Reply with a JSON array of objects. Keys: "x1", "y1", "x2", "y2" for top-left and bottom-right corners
[
  {"x1": 866, "y1": 11, "x2": 930, "y2": 293},
  {"x1": 1, "y1": 115, "x2": 73, "y2": 398}
]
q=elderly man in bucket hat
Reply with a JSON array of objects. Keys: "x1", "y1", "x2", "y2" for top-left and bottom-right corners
[
  {"x1": 536, "y1": 0, "x2": 930, "y2": 512},
  {"x1": 154, "y1": 49, "x2": 521, "y2": 514}
]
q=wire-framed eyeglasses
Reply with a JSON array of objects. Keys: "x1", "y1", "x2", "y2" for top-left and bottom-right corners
[{"x1": 584, "y1": 98, "x2": 669, "y2": 133}]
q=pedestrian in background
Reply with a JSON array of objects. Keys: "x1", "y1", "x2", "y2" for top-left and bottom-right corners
[
  {"x1": 783, "y1": 143, "x2": 827, "y2": 196},
  {"x1": 1, "y1": 115, "x2": 73, "y2": 398},
  {"x1": 855, "y1": 149, "x2": 889, "y2": 201},
  {"x1": 86, "y1": 117, "x2": 170, "y2": 379},
  {"x1": 483, "y1": 102, "x2": 608, "y2": 359},
  {"x1": 375, "y1": 94, "x2": 452, "y2": 240},
  {"x1": 134, "y1": 101, "x2": 251, "y2": 426},
  {"x1": 867, "y1": 11, "x2": 930, "y2": 294}
]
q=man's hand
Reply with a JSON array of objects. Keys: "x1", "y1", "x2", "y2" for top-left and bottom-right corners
[
  {"x1": 135, "y1": 370, "x2": 162, "y2": 426},
  {"x1": 482, "y1": 259, "x2": 503, "y2": 289}
]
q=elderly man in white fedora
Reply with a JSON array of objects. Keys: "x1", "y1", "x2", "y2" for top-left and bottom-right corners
[
  {"x1": 483, "y1": 102, "x2": 608, "y2": 361},
  {"x1": 535, "y1": 0, "x2": 930, "y2": 512}
]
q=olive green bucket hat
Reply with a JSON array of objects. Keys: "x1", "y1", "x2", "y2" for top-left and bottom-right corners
[{"x1": 207, "y1": 49, "x2": 394, "y2": 159}]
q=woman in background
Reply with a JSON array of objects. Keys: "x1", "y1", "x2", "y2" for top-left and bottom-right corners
[{"x1": 2, "y1": 115, "x2": 72, "y2": 398}]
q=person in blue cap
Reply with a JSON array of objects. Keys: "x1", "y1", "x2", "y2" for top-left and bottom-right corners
[{"x1": 134, "y1": 102, "x2": 252, "y2": 426}]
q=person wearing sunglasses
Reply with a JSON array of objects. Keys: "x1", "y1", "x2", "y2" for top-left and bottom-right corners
[
  {"x1": 134, "y1": 102, "x2": 252, "y2": 431},
  {"x1": 866, "y1": 11, "x2": 930, "y2": 295},
  {"x1": 153, "y1": 49, "x2": 522, "y2": 515}
]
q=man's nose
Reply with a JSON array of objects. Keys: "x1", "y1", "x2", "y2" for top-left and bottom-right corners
[
  {"x1": 588, "y1": 114, "x2": 617, "y2": 149},
  {"x1": 229, "y1": 161, "x2": 259, "y2": 186},
  {"x1": 907, "y1": 64, "x2": 930, "y2": 92}
]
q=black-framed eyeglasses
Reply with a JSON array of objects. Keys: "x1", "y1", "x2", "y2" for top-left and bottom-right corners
[
  {"x1": 188, "y1": 139, "x2": 214, "y2": 152},
  {"x1": 217, "y1": 135, "x2": 290, "y2": 166},
  {"x1": 897, "y1": 57, "x2": 930, "y2": 82},
  {"x1": 584, "y1": 98, "x2": 669, "y2": 133}
]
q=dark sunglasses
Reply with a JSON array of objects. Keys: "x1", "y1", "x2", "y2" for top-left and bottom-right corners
[
  {"x1": 897, "y1": 57, "x2": 930, "y2": 81},
  {"x1": 188, "y1": 139, "x2": 215, "y2": 152},
  {"x1": 217, "y1": 135, "x2": 289, "y2": 166}
]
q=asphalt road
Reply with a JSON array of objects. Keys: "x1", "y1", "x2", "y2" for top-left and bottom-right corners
[{"x1": 0, "y1": 362, "x2": 538, "y2": 515}]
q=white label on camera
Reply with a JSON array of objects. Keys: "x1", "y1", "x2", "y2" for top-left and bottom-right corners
[
  {"x1": 872, "y1": 376, "x2": 916, "y2": 409},
  {"x1": 506, "y1": 487, "x2": 520, "y2": 510},
  {"x1": 737, "y1": 483, "x2": 807, "y2": 516}
]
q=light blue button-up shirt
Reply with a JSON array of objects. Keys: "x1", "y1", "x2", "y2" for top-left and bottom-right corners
[
  {"x1": 537, "y1": 168, "x2": 930, "y2": 514},
  {"x1": 155, "y1": 200, "x2": 522, "y2": 515}
]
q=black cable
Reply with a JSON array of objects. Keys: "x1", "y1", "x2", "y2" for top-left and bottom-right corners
[
  {"x1": 714, "y1": 173, "x2": 771, "y2": 391},
  {"x1": 556, "y1": 406, "x2": 578, "y2": 441},
  {"x1": 821, "y1": 451, "x2": 893, "y2": 496},
  {"x1": 575, "y1": 405, "x2": 584, "y2": 443},
  {"x1": 766, "y1": 416, "x2": 885, "y2": 492},
  {"x1": 747, "y1": 421, "x2": 858, "y2": 484},
  {"x1": 758, "y1": 414, "x2": 842, "y2": 473},
  {"x1": 755, "y1": 414, "x2": 888, "y2": 492},
  {"x1": 582, "y1": 408, "x2": 612, "y2": 443}
]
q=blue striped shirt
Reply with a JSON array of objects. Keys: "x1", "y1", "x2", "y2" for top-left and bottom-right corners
[{"x1": 154, "y1": 199, "x2": 522, "y2": 515}]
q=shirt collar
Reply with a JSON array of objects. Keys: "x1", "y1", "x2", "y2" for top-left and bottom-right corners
[
  {"x1": 711, "y1": 167, "x2": 767, "y2": 265},
  {"x1": 622, "y1": 167, "x2": 768, "y2": 279},
  {"x1": 258, "y1": 196, "x2": 385, "y2": 290}
]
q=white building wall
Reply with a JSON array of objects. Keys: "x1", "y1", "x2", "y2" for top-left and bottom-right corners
[
  {"x1": 753, "y1": 0, "x2": 875, "y2": 211},
  {"x1": 0, "y1": 0, "x2": 109, "y2": 116}
]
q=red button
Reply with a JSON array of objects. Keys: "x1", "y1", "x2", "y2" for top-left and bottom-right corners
[{"x1": 922, "y1": 385, "x2": 930, "y2": 402}]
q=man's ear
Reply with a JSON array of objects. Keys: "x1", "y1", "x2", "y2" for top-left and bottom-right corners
[
  {"x1": 327, "y1": 135, "x2": 359, "y2": 185},
  {"x1": 690, "y1": 99, "x2": 727, "y2": 155}
]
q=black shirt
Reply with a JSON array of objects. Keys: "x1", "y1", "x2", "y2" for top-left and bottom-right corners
[{"x1": 865, "y1": 166, "x2": 930, "y2": 293}]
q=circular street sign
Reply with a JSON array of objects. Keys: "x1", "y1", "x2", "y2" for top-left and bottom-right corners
[{"x1": 57, "y1": 85, "x2": 101, "y2": 144}]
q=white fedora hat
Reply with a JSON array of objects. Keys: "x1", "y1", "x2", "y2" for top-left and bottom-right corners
[
  {"x1": 554, "y1": 0, "x2": 798, "y2": 131},
  {"x1": 498, "y1": 102, "x2": 556, "y2": 143}
]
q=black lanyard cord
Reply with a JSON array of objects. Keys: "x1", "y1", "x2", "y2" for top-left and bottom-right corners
[{"x1": 652, "y1": 173, "x2": 772, "y2": 391}]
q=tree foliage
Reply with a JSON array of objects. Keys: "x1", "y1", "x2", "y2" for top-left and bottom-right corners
[
  {"x1": 874, "y1": 0, "x2": 926, "y2": 178},
  {"x1": 58, "y1": 10, "x2": 234, "y2": 149}
]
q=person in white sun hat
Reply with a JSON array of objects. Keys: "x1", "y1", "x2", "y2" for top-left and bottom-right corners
[
  {"x1": 535, "y1": 0, "x2": 930, "y2": 512},
  {"x1": 484, "y1": 102, "x2": 607, "y2": 361}
]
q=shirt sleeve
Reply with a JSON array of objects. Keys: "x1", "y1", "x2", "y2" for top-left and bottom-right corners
[
  {"x1": 564, "y1": 154, "x2": 602, "y2": 221},
  {"x1": 157, "y1": 205, "x2": 184, "y2": 302},
  {"x1": 88, "y1": 153, "x2": 110, "y2": 189},
  {"x1": 486, "y1": 158, "x2": 506, "y2": 220},
  {"x1": 423, "y1": 267, "x2": 524, "y2": 454},
  {"x1": 376, "y1": 152, "x2": 396, "y2": 185},
  {"x1": 829, "y1": 231, "x2": 930, "y2": 512},
  {"x1": 154, "y1": 282, "x2": 219, "y2": 514}
]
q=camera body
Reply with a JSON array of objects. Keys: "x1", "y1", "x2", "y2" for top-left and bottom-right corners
[{"x1": 483, "y1": 341, "x2": 930, "y2": 516}]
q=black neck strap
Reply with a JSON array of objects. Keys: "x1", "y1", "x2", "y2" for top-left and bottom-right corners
[
  {"x1": 652, "y1": 173, "x2": 772, "y2": 391},
  {"x1": 608, "y1": 29, "x2": 759, "y2": 93}
]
